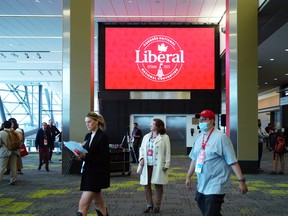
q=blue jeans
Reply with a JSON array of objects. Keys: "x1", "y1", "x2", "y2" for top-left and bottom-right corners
[{"x1": 195, "y1": 191, "x2": 225, "y2": 216}]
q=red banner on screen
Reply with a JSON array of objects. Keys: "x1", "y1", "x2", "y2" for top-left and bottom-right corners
[{"x1": 105, "y1": 27, "x2": 215, "y2": 90}]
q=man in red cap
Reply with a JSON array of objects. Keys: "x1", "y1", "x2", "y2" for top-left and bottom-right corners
[{"x1": 185, "y1": 110, "x2": 248, "y2": 215}]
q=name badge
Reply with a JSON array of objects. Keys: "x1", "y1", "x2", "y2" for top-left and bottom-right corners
[{"x1": 195, "y1": 150, "x2": 205, "y2": 173}]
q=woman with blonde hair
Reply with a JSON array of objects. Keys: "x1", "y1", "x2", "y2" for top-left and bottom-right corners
[{"x1": 75, "y1": 112, "x2": 110, "y2": 216}]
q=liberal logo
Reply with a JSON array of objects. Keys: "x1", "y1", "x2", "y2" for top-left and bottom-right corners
[{"x1": 135, "y1": 35, "x2": 184, "y2": 82}]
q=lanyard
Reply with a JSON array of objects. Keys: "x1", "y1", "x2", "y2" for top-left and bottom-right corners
[{"x1": 201, "y1": 128, "x2": 214, "y2": 150}]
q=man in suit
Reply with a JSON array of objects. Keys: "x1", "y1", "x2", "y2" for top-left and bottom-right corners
[{"x1": 47, "y1": 119, "x2": 60, "y2": 163}]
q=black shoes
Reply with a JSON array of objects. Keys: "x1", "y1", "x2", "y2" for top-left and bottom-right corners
[
  {"x1": 153, "y1": 206, "x2": 160, "y2": 213},
  {"x1": 96, "y1": 207, "x2": 109, "y2": 216},
  {"x1": 38, "y1": 165, "x2": 49, "y2": 172},
  {"x1": 143, "y1": 205, "x2": 153, "y2": 213},
  {"x1": 143, "y1": 205, "x2": 160, "y2": 213},
  {"x1": 9, "y1": 181, "x2": 15, "y2": 186}
]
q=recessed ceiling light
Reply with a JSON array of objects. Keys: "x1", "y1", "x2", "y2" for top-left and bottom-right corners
[
  {"x1": 285, "y1": 48, "x2": 288, "y2": 52},
  {"x1": 285, "y1": 73, "x2": 288, "y2": 76},
  {"x1": 265, "y1": 82, "x2": 268, "y2": 85},
  {"x1": 274, "y1": 78, "x2": 278, "y2": 81},
  {"x1": 258, "y1": 65, "x2": 262, "y2": 68},
  {"x1": 270, "y1": 58, "x2": 274, "y2": 61}
]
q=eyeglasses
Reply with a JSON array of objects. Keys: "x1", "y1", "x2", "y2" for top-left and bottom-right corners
[{"x1": 198, "y1": 117, "x2": 210, "y2": 122}]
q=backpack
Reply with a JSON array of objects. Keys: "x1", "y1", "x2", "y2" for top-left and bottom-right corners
[
  {"x1": 5, "y1": 130, "x2": 22, "y2": 151},
  {"x1": 274, "y1": 136, "x2": 286, "y2": 154}
]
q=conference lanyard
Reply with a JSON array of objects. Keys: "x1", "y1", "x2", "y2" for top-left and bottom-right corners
[{"x1": 201, "y1": 128, "x2": 214, "y2": 150}]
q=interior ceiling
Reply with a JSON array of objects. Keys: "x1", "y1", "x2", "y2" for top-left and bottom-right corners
[{"x1": 0, "y1": 0, "x2": 288, "y2": 95}]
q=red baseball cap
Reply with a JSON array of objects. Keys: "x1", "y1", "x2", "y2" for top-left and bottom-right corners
[{"x1": 196, "y1": 110, "x2": 215, "y2": 120}]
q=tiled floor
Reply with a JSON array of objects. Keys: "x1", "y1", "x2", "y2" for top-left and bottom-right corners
[{"x1": 0, "y1": 148, "x2": 287, "y2": 216}]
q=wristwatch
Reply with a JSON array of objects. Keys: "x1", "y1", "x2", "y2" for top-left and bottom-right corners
[{"x1": 238, "y1": 178, "x2": 246, "y2": 183}]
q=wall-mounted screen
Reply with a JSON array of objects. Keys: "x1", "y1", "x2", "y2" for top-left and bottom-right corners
[{"x1": 100, "y1": 24, "x2": 218, "y2": 90}]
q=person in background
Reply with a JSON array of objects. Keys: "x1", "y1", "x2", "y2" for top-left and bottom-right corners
[
  {"x1": 131, "y1": 122, "x2": 142, "y2": 163},
  {"x1": 258, "y1": 119, "x2": 269, "y2": 173},
  {"x1": 185, "y1": 110, "x2": 248, "y2": 216},
  {"x1": 35, "y1": 122, "x2": 52, "y2": 172},
  {"x1": 47, "y1": 119, "x2": 60, "y2": 163},
  {"x1": 138, "y1": 118, "x2": 171, "y2": 214},
  {"x1": 56, "y1": 126, "x2": 63, "y2": 155},
  {"x1": 270, "y1": 131, "x2": 286, "y2": 175},
  {"x1": 265, "y1": 122, "x2": 275, "y2": 149},
  {"x1": 4, "y1": 118, "x2": 24, "y2": 175},
  {"x1": 75, "y1": 112, "x2": 110, "y2": 216},
  {"x1": 0, "y1": 121, "x2": 19, "y2": 185}
]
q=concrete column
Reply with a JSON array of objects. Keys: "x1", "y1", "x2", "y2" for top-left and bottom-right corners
[
  {"x1": 62, "y1": 0, "x2": 94, "y2": 174},
  {"x1": 226, "y1": 0, "x2": 258, "y2": 173}
]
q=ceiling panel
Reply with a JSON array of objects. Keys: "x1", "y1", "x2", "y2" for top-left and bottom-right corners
[
  {"x1": 0, "y1": 0, "x2": 62, "y2": 15},
  {"x1": 0, "y1": 0, "x2": 287, "y2": 95}
]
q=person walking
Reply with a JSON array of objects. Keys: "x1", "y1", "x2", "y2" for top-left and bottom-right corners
[
  {"x1": 47, "y1": 119, "x2": 60, "y2": 163},
  {"x1": 35, "y1": 122, "x2": 52, "y2": 172},
  {"x1": 258, "y1": 119, "x2": 269, "y2": 172},
  {"x1": 185, "y1": 110, "x2": 248, "y2": 216},
  {"x1": 131, "y1": 122, "x2": 142, "y2": 163},
  {"x1": 270, "y1": 131, "x2": 286, "y2": 175},
  {"x1": 4, "y1": 118, "x2": 24, "y2": 175},
  {"x1": 138, "y1": 118, "x2": 171, "y2": 214},
  {"x1": 0, "y1": 121, "x2": 20, "y2": 185},
  {"x1": 75, "y1": 112, "x2": 110, "y2": 216}
]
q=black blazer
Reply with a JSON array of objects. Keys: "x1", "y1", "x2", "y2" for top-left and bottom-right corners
[
  {"x1": 35, "y1": 128, "x2": 52, "y2": 149},
  {"x1": 80, "y1": 129, "x2": 110, "y2": 192}
]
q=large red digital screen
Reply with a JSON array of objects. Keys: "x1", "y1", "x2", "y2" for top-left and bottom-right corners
[{"x1": 104, "y1": 26, "x2": 216, "y2": 90}]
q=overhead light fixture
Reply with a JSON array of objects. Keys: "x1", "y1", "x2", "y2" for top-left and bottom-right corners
[
  {"x1": 11, "y1": 52, "x2": 18, "y2": 57},
  {"x1": 270, "y1": 58, "x2": 274, "y2": 61}
]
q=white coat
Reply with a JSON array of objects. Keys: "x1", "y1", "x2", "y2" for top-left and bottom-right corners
[{"x1": 139, "y1": 132, "x2": 171, "y2": 185}]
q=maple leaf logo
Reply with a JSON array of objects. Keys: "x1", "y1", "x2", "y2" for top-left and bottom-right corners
[{"x1": 158, "y1": 43, "x2": 168, "y2": 53}]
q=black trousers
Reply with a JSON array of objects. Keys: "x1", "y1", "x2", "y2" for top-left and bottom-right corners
[
  {"x1": 131, "y1": 140, "x2": 140, "y2": 163},
  {"x1": 195, "y1": 191, "x2": 225, "y2": 216},
  {"x1": 258, "y1": 142, "x2": 263, "y2": 169}
]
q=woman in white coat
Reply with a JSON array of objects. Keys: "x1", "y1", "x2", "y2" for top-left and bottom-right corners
[{"x1": 138, "y1": 118, "x2": 171, "y2": 214}]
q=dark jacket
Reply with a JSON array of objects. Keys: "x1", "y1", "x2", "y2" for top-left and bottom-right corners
[
  {"x1": 35, "y1": 128, "x2": 52, "y2": 149},
  {"x1": 80, "y1": 129, "x2": 110, "y2": 192},
  {"x1": 47, "y1": 125, "x2": 60, "y2": 142}
]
